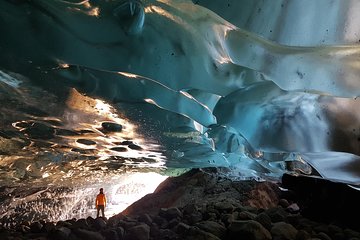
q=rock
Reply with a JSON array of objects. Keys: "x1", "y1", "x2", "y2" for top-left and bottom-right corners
[
  {"x1": 227, "y1": 220, "x2": 272, "y2": 240},
  {"x1": 56, "y1": 220, "x2": 73, "y2": 228},
  {"x1": 238, "y1": 210, "x2": 257, "y2": 220},
  {"x1": 93, "y1": 218, "x2": 107, "y2": 230},
  {"x1": 101, "y1": 122, "x2": 122, "y2": 133},
  {"x1": 138, "y1": 214, "x2": 153, "y2": 226},
  {"x1": 296, "y1": 229, "x2": 311, "y2": 240},
  {"x1": 167, "y1": 218, "x2": 180, "y2": 229},
  {"x1": 282, "y1": 173, "x2": 360, "y2": 230},
  {"x1": 77, "y1": 139, "x2": 96, "y2": 145},
  {"x1": 48, "y1": 227, "x2": 71, "y2": 240},
  {"x1": 254, "y1": 212, "x2": 272, "y2": 230},
  {"x1": 271, "y1": 222, "x2": 298, "y2": 240},
  {"x1": 153, "y1": 215, "x2": 168, "y2": 229},
  {"x1": 184, "y1": 211, "x2": 203, "y2": 225},
  {"x1": 183, "y1": 203, "x2": 198, "y2": 215},
  {"x1": 159, "y1": 207, "x2": 183, "y2": 220},
  {"x1": 74, "y1": 218, "x2": 90, "y2": 229},
  {"x1": 86, "y1": 217, "x2": 96, "y2": 227},
  {"x1": 220, "y1": 213, "x2": 235, "y2": 226},
  {"x1": 116, "y1": 226, "x2": 125, "y2": 238},
  {"x1": 2, "y1": 168, "x2": 360, "y2": 240},
  {"x1": 17, "y1": 224, "x2": 30, "y2": 233},
  {"x1": 128, "y1": 144, "x2": 142, "y2": 150},
  {"x1": 73, "y1": 228, "x2": 105, "y2": 240},
  {"x1": 158, "y1": 229, "x2": 180, "y2": 240},
  {"x1": 287, "y1": 203, "x2": 300, "y2": 213},
  {"x1": 265, "y1": 207, "x2": 288, "y2": 223},
  {"x1": 101, "y1": 229, "x2": 119, "y2": 240},
  {"x1": 187, "y1": 226, "x2": 221, "y2": 240},
  {"x1": 214, "y1": 201, "x2": 235, "y2": 213},
  {"x1": 195, "y1": 221, "x2": 226, "y2": 239},
  {"x1": 344, "y1": 228, "x2": 360, "y2": 239},
  {"x1": 30, "y1": 221, "x2": 43, "y2": 233},
  {"x1": 314, "y1": 232, "x2": 332, "y2": 240},
  {"x1": 126, "y1": 224, "x2": 150, "y2": 240},
  {"x1": 279, "y1": 199, "x2": 290, "y2": 208},
  {"x1": 174, "y1": 222, "x2": 191, "y2": 234},
  {"x1": 42, "y1": 222, "x2": 55, "y2": 233}
]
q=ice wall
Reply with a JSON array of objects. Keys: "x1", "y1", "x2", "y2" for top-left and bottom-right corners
[
  {"x1": 194, "y1": 0, "x2": 360, "y2": 46},
  {"x1": 0, "y1": 0, "x2": 360, "y2": 187}
]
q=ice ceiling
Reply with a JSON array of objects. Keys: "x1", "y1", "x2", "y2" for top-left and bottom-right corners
[{"x1": 1, "y1": 0, "x2": 360, "y2": 193}]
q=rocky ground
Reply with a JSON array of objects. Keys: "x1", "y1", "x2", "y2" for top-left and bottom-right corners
[{"x1": 0, "y1": 168, "x2": 359, "y2": 240}]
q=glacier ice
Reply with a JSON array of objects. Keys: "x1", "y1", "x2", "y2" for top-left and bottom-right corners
[{"x1": 0, "y1": 0, "x2": 360, "y2": 224}]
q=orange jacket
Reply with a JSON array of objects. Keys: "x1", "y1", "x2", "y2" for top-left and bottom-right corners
[{"x1": 95, "y1": 193, "x2": 106, "y2": 207}]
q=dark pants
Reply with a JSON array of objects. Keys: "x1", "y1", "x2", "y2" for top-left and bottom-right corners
[{"x1": 97, "y1": 205, "x2": 105, "y2": 218}]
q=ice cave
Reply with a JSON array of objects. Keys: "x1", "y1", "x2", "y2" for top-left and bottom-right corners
[{"x1": 0, "y1": 0, "x2": 360, "y2": 236}]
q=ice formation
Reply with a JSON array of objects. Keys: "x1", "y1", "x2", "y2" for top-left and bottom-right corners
[{"x1": 0, "y1": 0, "x2": 360, "y2": 224}]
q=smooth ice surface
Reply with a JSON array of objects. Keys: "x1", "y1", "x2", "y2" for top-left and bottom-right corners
[{"x1": 0, "y1": 0, "x2": 360, "y2": 224}]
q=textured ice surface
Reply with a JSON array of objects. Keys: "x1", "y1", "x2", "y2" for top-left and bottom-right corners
[{"x1": 0, "y1": 0, "x2": 360, "y2": 224}]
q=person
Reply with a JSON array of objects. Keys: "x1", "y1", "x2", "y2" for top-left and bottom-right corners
[{"x1": 95, "y1": 188, "x2": 106, "y2": 218}]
